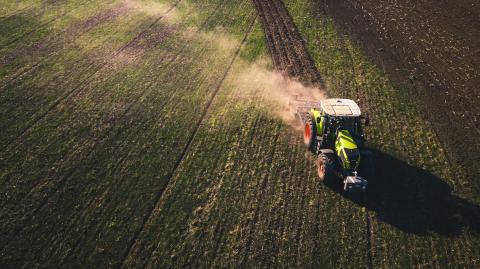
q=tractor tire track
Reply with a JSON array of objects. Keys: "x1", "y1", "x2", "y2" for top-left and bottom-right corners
[
  {"x1": 117, "y1": 15, "x2": 257, "y2": 269},
  {"x1": 0, "y1": 0, "x2": 182, "y2": 154}
]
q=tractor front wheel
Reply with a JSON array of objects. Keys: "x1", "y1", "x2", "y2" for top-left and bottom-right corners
[{"x1": 317, "y1": 153, "x2": 334, "y2": 183}]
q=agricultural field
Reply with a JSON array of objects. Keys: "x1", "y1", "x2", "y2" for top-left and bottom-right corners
[{"x1": 0, "y1": 0, "x2": 479, "y2": 268}]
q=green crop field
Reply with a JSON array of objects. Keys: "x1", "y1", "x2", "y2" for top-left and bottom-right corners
[{"x1": 1, "y1": 0, "x2": 479, "y2": 268}]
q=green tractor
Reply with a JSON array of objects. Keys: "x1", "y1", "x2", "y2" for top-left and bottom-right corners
[{"x1": 293, "y1": 98, "x2": 371, "y2": 192}]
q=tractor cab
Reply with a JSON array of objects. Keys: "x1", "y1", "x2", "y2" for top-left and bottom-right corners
[{"x1": 316, "y1": 99, "x2": 366, "y2": 147}]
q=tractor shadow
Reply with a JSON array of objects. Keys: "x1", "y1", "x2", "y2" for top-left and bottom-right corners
[{"x1": 325, "y1": 149, "x2": 480, "y2": 236}]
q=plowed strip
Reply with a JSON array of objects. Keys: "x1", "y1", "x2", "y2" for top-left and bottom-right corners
[{"x1": 251, "y1": 0, "x2": 322, "y2": 87}]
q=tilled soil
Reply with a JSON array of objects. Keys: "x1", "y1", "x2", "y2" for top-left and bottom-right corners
[
  {"x1": 323, "y1": 0, "x2": 480, "y2": 191},
  {"x1": 251, "y1": 0, "x2": 322, "y2": 87}
]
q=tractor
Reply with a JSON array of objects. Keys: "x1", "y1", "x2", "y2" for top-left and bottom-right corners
[{"x1": 292, "y1": 98, "x2": 372, "y2": 192}]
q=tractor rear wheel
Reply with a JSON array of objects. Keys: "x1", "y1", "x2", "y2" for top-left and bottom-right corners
[
  {"x1": 317, "y1": 153, "x2": 334, "y2": 183},
  {"x1": 304, "y1": 116, "x2": 317, "y2": 152}
]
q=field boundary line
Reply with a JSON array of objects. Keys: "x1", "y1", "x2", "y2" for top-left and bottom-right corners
[{"x1": 116, "y1": 15, "x2": 258, "y2": 269}]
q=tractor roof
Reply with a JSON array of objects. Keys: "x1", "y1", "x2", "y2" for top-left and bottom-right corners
[{"x1": 321, "y1": 98, "x2": 361, "y2": 117}]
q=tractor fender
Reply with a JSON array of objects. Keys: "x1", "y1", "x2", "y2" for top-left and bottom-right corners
[{"x1": 310, "y1": 109, "x2": 325, "y2": 136}]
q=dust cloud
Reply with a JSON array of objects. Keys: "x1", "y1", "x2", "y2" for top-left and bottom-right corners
[
  {"x1": 231, "y1": 59, "x2": 326, "y2": 129},
  {"x1": 121, "y1": 0, "x2": 327, "y2": 128}
]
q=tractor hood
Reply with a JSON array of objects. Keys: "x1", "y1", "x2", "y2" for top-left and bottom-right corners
[{"x1": 335, "y1": 129, "x2": 360, "y2": 170}]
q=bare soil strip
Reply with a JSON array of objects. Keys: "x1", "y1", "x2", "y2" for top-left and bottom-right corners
[
  {"x1": 118, "y1": 16, "x2": 258, "y2": 269},
  {"x1": 251, "y1": 0, "x2": 322, "y2": 88}
]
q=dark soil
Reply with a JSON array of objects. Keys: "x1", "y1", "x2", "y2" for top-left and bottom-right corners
[
  {"x1": 251, "y1": 0, "x2": 323, "y2": 87},
  {"x1": 322, "y1": 0, "x2": 480, "y2": 191}
]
